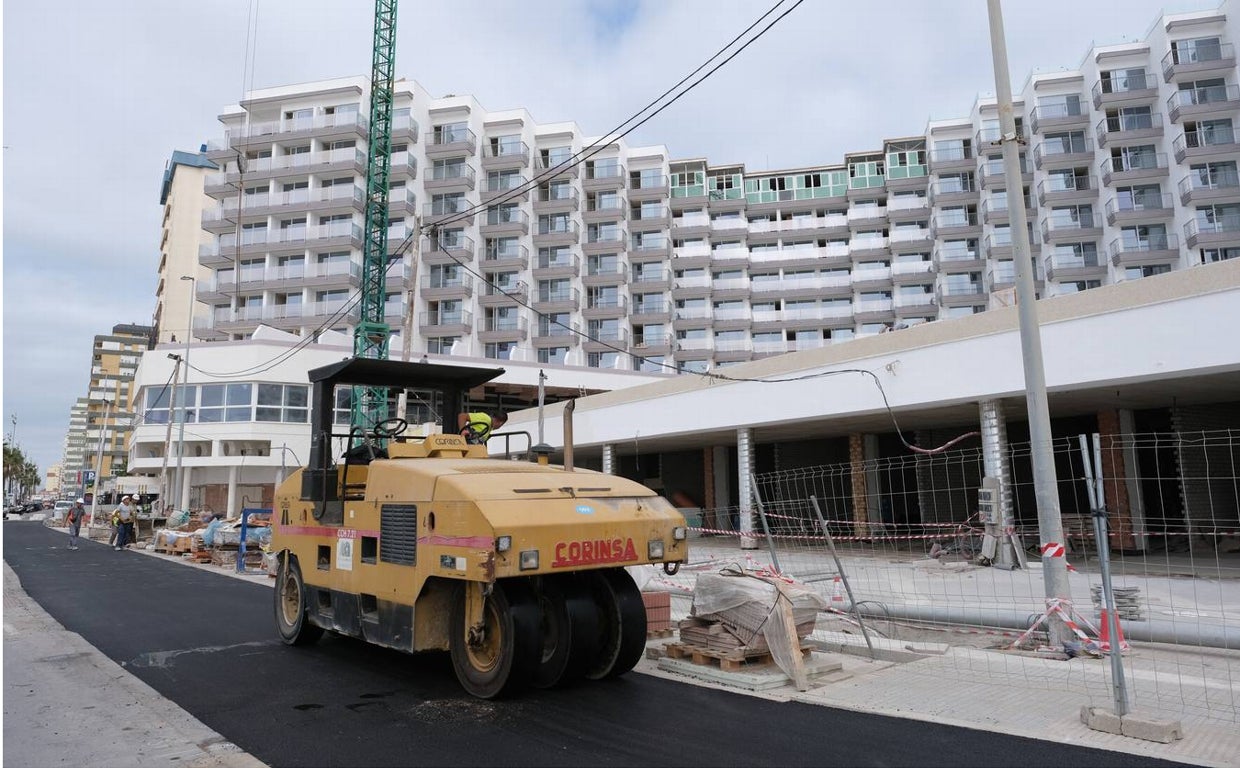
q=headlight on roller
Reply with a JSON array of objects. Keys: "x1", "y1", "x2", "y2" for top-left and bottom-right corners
[
  {"x1": 648, "y1": 540, "x2": 665, "y2": 560},
  {"x1": 496, "y1": 535, "x2": 512, "y2": 552},
  {"x1": 672, "y1": 526, "x2": 687, "y2": 541},
  {"x1": 519, "y1": 549, "x2": 539, "y2": 570}
]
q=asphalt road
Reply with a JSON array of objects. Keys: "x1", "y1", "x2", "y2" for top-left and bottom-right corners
[{"x1": 4, "y1": 521, "x2": 1182, "y2": 768}]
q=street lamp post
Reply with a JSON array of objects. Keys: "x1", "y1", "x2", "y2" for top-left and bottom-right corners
[
  {"x1": 173, "y1": 275, "x2": 195, "y2": 516},
  {"x1": 88, "y1": 399, "x2": 113, "y2": 526}
]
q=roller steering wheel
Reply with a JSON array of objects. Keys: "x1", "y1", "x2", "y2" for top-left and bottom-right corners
[
  {"x1": 372, "y1": 417, "x2": 408, "y2": 438},
  {"x1": 461, "y1": 421, "x2": 491, "y2": 445}
]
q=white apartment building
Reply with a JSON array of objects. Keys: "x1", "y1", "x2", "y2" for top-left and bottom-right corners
[
  {"x1": 156, "y1": 150, "x2": 217, "y2": 345},
  {"x1": 60, "y1": 397, "x2": 89, "y2": 496},
  {"x1": 190, "y1": 3, "x2": 1239, "y2": 376}
]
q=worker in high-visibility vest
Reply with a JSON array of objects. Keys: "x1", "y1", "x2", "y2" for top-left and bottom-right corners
[{"x1": 457, "y1": 411, "x2": 507, "y2": 445}]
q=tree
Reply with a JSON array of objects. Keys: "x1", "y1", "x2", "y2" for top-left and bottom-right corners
[{"x1": 4, "y1": 442, "x2": 40, "y2": 499}]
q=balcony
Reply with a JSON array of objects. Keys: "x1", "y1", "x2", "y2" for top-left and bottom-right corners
[
  {"x1": 583, "y1": 229, "x2": 627, "y2": 255},
  {"x1": 582, "y1": 326, "x2": 628, "y2": 352},
  {"x1": 984, "y1": 231, "x2": 1037, "y2": 259},
  {"x1": 630, "y1": 268, "x2": 672, "y2": 291},
  {"x1": 672, "y1": 306, "x2": 713, "y2": 329},
  {"x1": 532, "y1": 321, "x2": 581, "y2": 348},
  {"x1": 1174, "y1": 129, "x2": 1240, "y2": 164},
  {"x1": 1101, "y1": 153, "x2": 1169, "y2": 186},
  {"x1": 584, "y1": 197, "x2": 627, "y2": 223},
  {"x1": 1030, "y1": 102, "x2": 1089, "y2": 134},
  {"x1": 482, "y1": 174, "x2": 529, "y2": 203},
  {"x1": 479, "y1": 315, "x2": 529, "y2": 344},
  {"x1": 583, "y1": 295, "x2": 628, "y2": 319},
  {"x1": 888, "y1": 227, "x2": 933, "y2": 251},
  {"x1": 935, "y1": 247, "x2": 986, "y2": 273},
  {"x1": 893, "y1": 291, "x2": 937, "y2": 311},
  {"x1": 425, "y1": 163, "x2": 476, "y2": 192},
  {"x1": 629, "y1": 173, "x2": 670, "y2": 200},
  {"x1": 532, "y1": 251, "x2": 580, "y2": 278},
  {"x1": 928, "y1": 146, "x2": 974, "y2": 172},
  {"x1": 1108, "y1": 234, "x2": 1181, "y2": 268},
  {"x1": 1167, "y1": 85, "x2": 1240, "y2": 123},
  {"x1": 891, "y1": 260, "x2": 936, "y2": 284},
  {"x1": 478, "y1": 281, "x2": 528, "y2": 306},
  {"x1": 392, "y1": 113, "x2": 419, "y2": 142},
  {"x1": 851, "y1": 267, "x2": 893, "y2": 289},
  {"x1": 479, "y1": 208, "x2": 529, "y2": 237},
  {"x1": 630, "y1": 300, "x2": 672, "y2": 324},
  {"x1": 929, "y1": 180, "x2": 979, "y2": 206},
  {"x1": 583, "y1": 261, "x2": 627, "y2": 287},
  {"x1": 849, "y1": 236, "x2": 889, "y2": 259},
  {"x1": 1162, "y1": 42, "x2": 1236, "y2": 82},
  {"x1": 1034, "y1": 174, "x2": 1096, "y2": 206},
  {"x1": 978, "y1": 156, "x2": 1032, "y2": 190},
  {"x1": 631, "y1": 205, "x2": 671, "y2": 231},
  {"x1": 422, "y1": 199, "x2": 474, "y2": 226},
  {"x1": 981, "y1": 196, "x2": 1035, "y2": 225},
  {"x1": 1178, "y1": 173, "x2": 1240, "y2": 205},
  {"x1": 630, "y1": 234, "x2": 671, "y2": 260},
  {"x1": 422, "y1": 234, "x2": 476, "y2": 265},
  {"x1": 1040, "y1": 215, "x2": 1102, "y2": 243},
  {"x1": 936, "y1": 282, "x2": 987, "y2": 306},
  {"x1": 203, "y1": 148, "x2": 367, "y2": 197},
  {"x1": 481, "y1": 140, "x2": 530, "y2": 170},
  {"x1": 533, "y1": 187, "x2": 579, "y2": 214},
  {"x1": 1105, "y1": 194, "x2": 1175, "y2": 226},
  {"x1": 531, "y1": 288, "x2": 581, "y2": 313},
  {"x1": 1095, "y1": 113, "x2": 1164, "y2": 148},
  {"x1": 672, "y1": 211, "x2": 711, "y2": 237},
  {"x1": 419, "y1": 309, "x2": 473, "y2": 336},
  {"x1": 1183, "y1": 216, "x2": 1240, "y2": 248},
  {"x1": 583, "y1": 163, "x2": 626, "y2": 190},
  {"x1": 533, "y1": 219, "x2": 579, "y2": 247},
  {"x1": 1045, "y1": 252, "x2": 1107, "y2": 282},
  {"x1": 886, "y1": 195, "x2": 931, "y2": 221},
  {"x1": 426, "y1": 126, "x2": 478, "y2": 159},
  {"x1": 847, "y1": 206, "x2": 888, "y2": 228},
  {"x1": 930, "y1": 214, "x2": 980, "y2": 240},
  {"x1": 1092, "y1": 73, "x2": 1160, "y2": 109},
  {"x1": 710, "y1": 275, "x2": 750, "y2": 295},
  {"x1": 200, "y1": 221, "x2": 362, "y2": 264},
  {"x1": 388, "y1": 187, "x2": 417, "y2": 217},
  {"x1": 479, "y1": 244, "x2": 529, "y2": 272},
  {"x1": 535, "y1": 154, "x2": 578, "y2": 180},
  {"x1": 420, "y1": 274, "x2": 474, "y2": 301},
  {"x1": 1033, "y1": 138, "x2": 1095, "y2": 170},
  {"x1": 853, "y1": 297, "x2": 895, "y2": 321},
  {"x1": 710, "y1": 246, "x2": 749, "y2": 268},
  {"x1": 389, "y1": 151, "x2": 419, "y2": 180}
]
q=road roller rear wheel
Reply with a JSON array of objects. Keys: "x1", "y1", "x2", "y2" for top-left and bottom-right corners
[{"x1": 585, "y1": 568, "x2": 647, "y2": 680}]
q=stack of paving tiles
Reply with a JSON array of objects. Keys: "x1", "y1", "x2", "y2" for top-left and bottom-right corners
[{"x1": 1091, "y1": 585, "x2": 1144, "y2": 621}]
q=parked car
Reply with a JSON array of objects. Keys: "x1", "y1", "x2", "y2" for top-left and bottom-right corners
[{"x1": 52, "y1": 500, "x2": 74, "y2": 523}]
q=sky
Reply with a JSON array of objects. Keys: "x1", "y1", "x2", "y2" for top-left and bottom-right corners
[{"x1": 1, "y1": 0, "x2": 1213, "y2": 485}]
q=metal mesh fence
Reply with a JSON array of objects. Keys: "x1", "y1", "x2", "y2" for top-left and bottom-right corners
[{"x1": 648, "y1": 429, "x2": 1240, "y2": 725}]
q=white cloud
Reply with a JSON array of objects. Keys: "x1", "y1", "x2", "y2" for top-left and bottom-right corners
[{"x1": 1, "y1": 0, "x2": 1209, "y2": 476}]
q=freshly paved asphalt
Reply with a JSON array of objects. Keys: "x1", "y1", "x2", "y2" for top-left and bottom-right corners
[{"x1": 4, "y1": 522, "x2": 1184, "y2": 767}]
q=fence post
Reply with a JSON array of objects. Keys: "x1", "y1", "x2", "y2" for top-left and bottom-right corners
[
  {"x1": 1080, "y1": 433, "x2": 1130, "y2": 717},
  {"x1": 749, "y1": 472, "x2": 782, "y2": 575},
  {"x1": 738, "y1": 428, "x2": 757, "y2": 550},
  {"x1": 810, "y1": 495, "x2": 876, "y2": 660}
]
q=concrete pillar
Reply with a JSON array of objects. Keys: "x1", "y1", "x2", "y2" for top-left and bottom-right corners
[
  {"x1": 849, "y1": 434, "x2": 867, "y2": 537},
  {"x1": 737, "y1": 427, "x2": 756, "y2": 549},
  {"x1": 601, "y1": 444, "x2": 616, "y2": 475},
  {"x1": 1098, "y1": 409, "x2": 1137, "y2": 551},
  {"x1": 980, "y1": 399, "x2": 1019, "y2": 568},
  {"x1": 226, "y1": 465, "x2": 238, "y2": 520},
  {"x1": 1119, "y1": 409, "x2": 1147, "y2": 552},
  {"x1": 864, "y1": 434, "x2": 882, "y2": 525},
  {"x1": 179, "y1": 466, "x2": 192, "y2": 514},
  {"x1": 712, "y1": 445, "x2": 729, "y2": 531}
]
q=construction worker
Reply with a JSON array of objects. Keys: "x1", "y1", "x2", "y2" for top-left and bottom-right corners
[
  {"x1": 457, "y1": 410, "x2": 507, "y2": 445},
  {"x1": 113, "y1": 495, "x2": 137, "y2": 551}
]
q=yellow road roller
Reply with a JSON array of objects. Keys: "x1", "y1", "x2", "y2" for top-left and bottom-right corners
[{"x1": 270, "y1": 358, "x2": 687, "y2": 698}]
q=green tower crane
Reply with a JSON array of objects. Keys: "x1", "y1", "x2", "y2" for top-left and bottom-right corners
[{"x1": 351, "y1": 0, "x2": 398, "y2": 436}]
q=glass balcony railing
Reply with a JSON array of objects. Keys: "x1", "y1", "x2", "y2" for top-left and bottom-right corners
[{"x1": 1168, "y1": 84, "x2": 1240, "y2": 111}]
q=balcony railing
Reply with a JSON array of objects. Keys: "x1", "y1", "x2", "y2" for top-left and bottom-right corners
[
  {"x1": 1092, "y1": 72, "x2": 1156, "y2": 102},
  {"x1": 1108, "y1": 233, "x2": 1179, "y2": 257},
  {"x1": 630, "y1": 173, "x2": 668, "y2": 190},
  {"x1": 484, "y1": 208, "x2": 529, "y2": 227},
  {"x1": 423, "y1": 199, "x2": 472, "y2": 218},
  {"x1": 1105, "y1": 193, "x2": 1173, "y2": 219},
  {"x1": 429, "y1": 164, "x2": 476, "y2": 183},
  {"x1": 586, "y1": 163, "x2": 625, "y2": 180},
  {"x1": 1102, "y1": 153, "x2": 1167, "y2": 175},
  {"x1": 429, "y1": 126, "x2": 476, "y2": 146},
  {"x1": 1177, "y1": 173, "x2": 1240, "y2": 198},
  {"x1": 1161, "y1": 42, "x2": 1235, "y2": 80},
  {"x1": 1174, "y1": 129, "x2": 1240, "y2": 159},
  {"x1": 1184, "y1": 215, "x2": 1240, "y2": 238},
  {"x1": 1167, "y1": 84, "x2": 1240, "y2": 112},
  {"x1": 486, "y1": 174, "x2": 528, "y2": 194},
  {"x1": 483, "y1": 140, "x2": 529, "y2": 161},
  {"x1": 420, "y1": 309, "x2": 473, "y2": 327}
]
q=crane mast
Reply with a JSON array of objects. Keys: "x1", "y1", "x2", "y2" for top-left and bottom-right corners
[{"x1": 351, "y1": 0, "x2": 398, "y2": 435}]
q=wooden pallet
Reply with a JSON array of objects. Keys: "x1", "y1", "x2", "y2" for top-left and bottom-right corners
[
  {"x1": 647, "y1": 628, "x2": 674, "y2": 639},
  {"x1": 664, "y1": 640, "x2": 814, "y2": 672}
]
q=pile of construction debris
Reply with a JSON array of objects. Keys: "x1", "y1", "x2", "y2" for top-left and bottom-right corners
[
  {"x1": 674, "y1": 570, "x2": 828, "y2": 689},
  {"x1": 150, "y1": 515, "x2": 270, "y2": 570}
]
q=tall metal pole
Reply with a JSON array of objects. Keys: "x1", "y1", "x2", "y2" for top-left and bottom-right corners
[
  {"x1": 536, "y1": 369, "x2": 547, "y2": 445},
  {"x1": 88, "y1": 399, "x2": 113, "y2": 526},
  {"x1": 987, "y1": 0, "x2": 1072, "y2": 647},
  {"x1": 173, "y1": 276, "x2": 195, "y2": 515},
  {"x1": 157, "y1": 356, "x2": 181, "y2": 516}
]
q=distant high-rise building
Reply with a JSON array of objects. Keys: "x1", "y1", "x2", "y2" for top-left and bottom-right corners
[{"x1": 156, "y1": 150, "x2": 217, "y2": 345}]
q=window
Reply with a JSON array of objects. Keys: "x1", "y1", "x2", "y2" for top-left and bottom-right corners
[
  {"x1": 1101, "y1": 67, "x2": 1149, "y2": 94},
  {"x1": 538, "y1": 347, "x2": 569, "y2": 364},
  {"x1": 1124, "y1": 264, "x2": 1172, "y2": 280},
  {"x1": 1043, "y1": 130, "x2": 1087, "y2": 154},
  {"x1": 1185, "y1": 119, "x2": 1235, "y2": 148},
  {"x1": 433, "y1": 121, "x2": 469, "y2": 144},
  {"x1": 1037, "y1": 93, "x2": 1083, "y2": 118},
  {"x1": 426, "y1": 337, "x2": 457, "y2": 355},
  {"x1": 1109, "y1": 144, "x2": 1158, "y2": 172},
  {"x1": 199, "y1": 383, "x2": 253, "y2": 423},
  {"x1": 485, "y1": 342, "x2": 517, "y2": 360},
  {"x1": 1171, "y1": 36, "x2": 1223, "y2": 65},
  {"x1": 256, "y1": 384, "x2": 309, "y2": 423}
]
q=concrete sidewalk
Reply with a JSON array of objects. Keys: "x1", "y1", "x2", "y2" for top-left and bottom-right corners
[
  {"x1": 10, "y1": 523, "x2": 1239, "y2": 767},
  {"x1": 2, "y1": 560, "x2": 265, "y2": 768}
]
